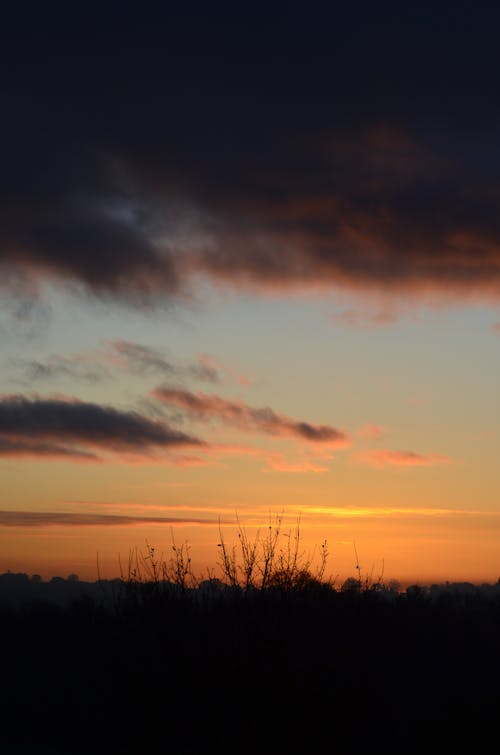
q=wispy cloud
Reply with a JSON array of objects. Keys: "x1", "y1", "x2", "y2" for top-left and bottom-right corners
[
  {"x1": 0, "y1": 510, "x2": 217, "y2": 527},
  {"x1": 209, "y1": 444, "x2": 334, "y2": 473},
  {"x1": 286, "y1": 505, "x2": 493, "y2": 520},
  {"x1": 197, "y1": 353, "x2": 254, "y2": 386},
  {"x1": 352, "y1": 449, "x2": 452, "y2": 468},
  {"x1": 331, "y1": 306, "x2": 399, "y2": 329},
  {"x1": 357, "y1": 424, "x2": 387, "y2": 440},
  {"x1": 0, "y1": 394, "x2": 203, "y2": 462},
  {"x1": 0, "y1": 438, "x2": 98, "y2": 461},
  {"x1": 13, "y1": 342, "x2": 221, "y2": 385},
  {"x1": 106, "y1": 341, "x2": 220, "y2": 382},
  {"x1": 263, "y1": 452, "x2": 330, "y2": 473},
  {"x1": 152, "y1": 387, "x2": 350, "y2": 447},
  {"x1": 14, "y1": 355, "x2": 109, "y2": 384}
]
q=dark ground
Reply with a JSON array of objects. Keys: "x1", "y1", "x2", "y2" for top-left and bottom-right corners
[{"x1": 1, "y1": 579, "x2": 499, "y2": 754}]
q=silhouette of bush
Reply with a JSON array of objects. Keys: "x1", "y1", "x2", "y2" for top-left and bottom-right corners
[{"x1": 215, "y1": 512, "x2": 332, "y2": 591}]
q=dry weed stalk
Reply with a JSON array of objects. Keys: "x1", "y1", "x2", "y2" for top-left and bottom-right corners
[
  {"x1": 119, "y1": 529, "x2": 195, "y2": 600},
  {"x1": 217, "y1": 512, "x2": 331, "y2": 591},
  {"x1": 117, "y1": 512, "x2": 340, "y2": 598}
]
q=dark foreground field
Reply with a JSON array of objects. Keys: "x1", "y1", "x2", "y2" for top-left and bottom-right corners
[{"x1": 1, "y1": 575, "x2": 500, "y2": 754}]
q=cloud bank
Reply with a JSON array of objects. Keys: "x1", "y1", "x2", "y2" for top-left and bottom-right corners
[
  {"x1": 0, "y1": 395, "x2": 203, "y2": 461},
  {"x1": 2, "y1": 6, "x2": 500, "y2": 306}
]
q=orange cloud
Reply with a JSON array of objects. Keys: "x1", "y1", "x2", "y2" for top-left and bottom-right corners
[
  {"x1": 332, "y1": 307, "x2": 398, "y2": 329},
  {"x1": 352, "y1": 449, "x2": 452, "y2": 468},
  {"x1": 357, "y1": 424, "x2": 387, "y2": 440},
  {"x1": 263, "y1": 453, "x2": 330, "y2": 473},
  {"x1": 152, "y1": 387, "x2": 350, "y2": 447},
  {"x1": 177, "y1": 443, "x2": 334, "y2": 474}
]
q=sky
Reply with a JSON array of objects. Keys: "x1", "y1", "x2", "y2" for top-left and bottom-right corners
[{"x1": 1, "y1": 2, "x2": 500, "y2": 586}]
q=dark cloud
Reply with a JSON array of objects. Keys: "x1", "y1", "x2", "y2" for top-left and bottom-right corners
[
  {"x1": 0, "y1": 510, "x2": 216, "y2": 527},
  {"x1": 3, "y1": 5, "x2": 500, "y2": 303},
  {"x1": 152, "y1": 387, "x2": 350, "y2": 446},
  {"x1": 0, "y1": 394, "x2": 203, "y2": 460}
]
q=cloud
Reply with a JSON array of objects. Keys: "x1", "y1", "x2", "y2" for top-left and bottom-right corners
[
  {"x1": 0, "y1": 438, "x2": 98, "y2": 461},
  {"x1": 352, "y1": 449, "x2": 452, "y2": 468},
  {"x1": 286, "y1": 505, "x2": 497, "y2": 520},
  {"x1": 206, "y1": 444, "x2": 334, "y2": 473},
  {"x1": 263, "y1": 453, "x2": 330, "y2": 474},
  {"x1": 13, "y1": 341, "x2": 220, "y2": 385},
  {"x1": 357, "y1": 424, "x2": 387, "y2": 440},
  {"x1": 197, "y1": 353, "x2": 253, "y2": 386},
  {"x1": 0, "y1": 394, "x2": 203, "y2": 461},
  {"x1": 332, "y1": 306, "x2": 399, "y2": 329},
  {"x1": 14, "y1": 355, "x2": 109, "y2": 384},
  {"x1": 106, "y1": 340, "x2": 220, "y2": 381},
  {"x1": 152, "y1": 387, "x2": 350, "y2": 446},
  {"x1": 0, "y1": 510, "x2": 217, "y2": 527},
  {"x1": 2, "y1": 7, "x2": 500, "y2": 307}
]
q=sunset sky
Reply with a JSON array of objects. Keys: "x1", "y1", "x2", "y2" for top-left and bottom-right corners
[{"x1": 2, "y1": 3, "x2": 500, "y2": 586}]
